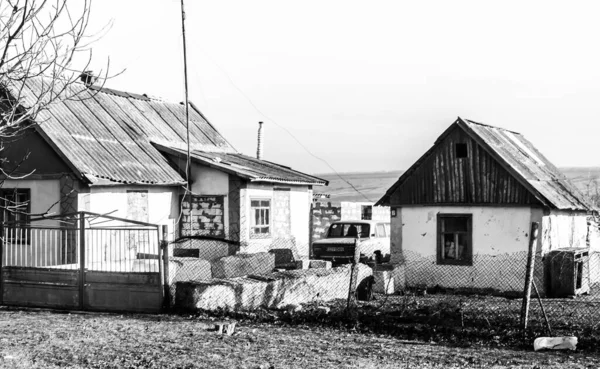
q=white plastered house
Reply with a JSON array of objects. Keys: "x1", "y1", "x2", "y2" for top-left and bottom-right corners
[{"x1": 376, "y1": 117, "x2": 598, "y2": 294}]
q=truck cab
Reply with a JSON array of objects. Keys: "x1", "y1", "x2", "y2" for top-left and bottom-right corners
[{"x1": 311, "y1": 220, "x2": 390, "y2": 264}]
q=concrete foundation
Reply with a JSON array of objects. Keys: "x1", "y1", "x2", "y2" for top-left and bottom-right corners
[{"x1": 175, "y1": 264, "x2": 373, "y2": 311}]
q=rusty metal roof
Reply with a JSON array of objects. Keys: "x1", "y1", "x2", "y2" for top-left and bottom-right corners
[
  {"x1": 8, "y1": 77, "x2": 237, "y2": 185},
  {"x1": 377, "y1": 117, "x2": 595, "y2": 211},
  {"x1": 155, "y1": 143, "x2": 328, "y2": 186}
]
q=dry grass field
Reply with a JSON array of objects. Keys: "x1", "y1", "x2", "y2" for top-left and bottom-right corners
[{"x1": 0, "y1": 307, "x2": 599, "y2": 369}]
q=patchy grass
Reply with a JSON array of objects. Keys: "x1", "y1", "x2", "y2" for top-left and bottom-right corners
[
  {"x1": 195, "y1": 292, "x2": 600, "y2": 353},
  {"x1": 1, "y1": 307, "x2": 599, "y2": 369}
]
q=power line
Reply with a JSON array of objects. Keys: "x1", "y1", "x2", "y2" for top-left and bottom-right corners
[{"x1": 204, "y1": 54, "x2": 373, "y2": 203}]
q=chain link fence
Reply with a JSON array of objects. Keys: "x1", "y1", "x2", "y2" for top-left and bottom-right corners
[{"x1": 161, "y1": 226, "x2": 600, "y2": 351}]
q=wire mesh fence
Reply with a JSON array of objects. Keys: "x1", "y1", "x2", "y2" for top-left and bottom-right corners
[{"x1": 161, "y1": 227, "x2": 600, "y2": 350}]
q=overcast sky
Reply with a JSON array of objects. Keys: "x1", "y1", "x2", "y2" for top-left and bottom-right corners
[{"x1": 82, "y1": 0, "x2": 600, "y2": 174}]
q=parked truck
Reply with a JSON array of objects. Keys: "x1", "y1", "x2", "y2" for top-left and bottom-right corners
[{"x1": 311, "y1": 220, "x2": 391, "y2": 265}]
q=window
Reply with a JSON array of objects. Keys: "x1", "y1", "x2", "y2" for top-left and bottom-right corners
[
  {"x1": 251, "y1": 199, "x2": 270, "y2": 238},
  {"x1": 361, "y1": 205, "x2": 372, "y2": 220},
  {"x1": 455, "y1": 143, "x2": 468, "y2": 158},
  {"x1": 1, "y1": 189, "x2": 31, "y2": 241},
  {"x1": 437, "y1": 214, "x2": 472, "y2": 265},
  {"x1": 328, "y1": 223, "x2": 370, "y2": 239}
]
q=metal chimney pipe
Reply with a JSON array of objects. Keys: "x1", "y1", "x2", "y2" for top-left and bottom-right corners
[{"x1": 256, "y1": 121, "x2": 264, "y2": 160}]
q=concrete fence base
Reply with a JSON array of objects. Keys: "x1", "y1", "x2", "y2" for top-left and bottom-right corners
[{"x1": 175, "y1": 264, "x2": 373, "y2": 311}]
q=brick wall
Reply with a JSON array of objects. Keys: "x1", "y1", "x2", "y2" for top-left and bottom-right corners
[
  {"x1": 341, "y1": 201, "x2": 390, "y2": 222},
  {"x1": 180, "y1": 195, "x2": 225, "y2": 238}
]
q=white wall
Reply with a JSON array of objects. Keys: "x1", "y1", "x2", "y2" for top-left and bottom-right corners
[
  {"x1": 240, "y1": 184, "x2": 273, "y2": 254},
  {"x1": 290, "y1": 188, "x2": 311, "y2": 258},
  {"x1": 190, "y1": 163, "x2": 229, "y2": 195},
  {"x1": 239, "y1": 183, "x2": 311, "y2": 258},
  {"x1": 2, "y1": 179, "x2": 61, "y2": 227},
  {"x1": 87, "y1": 186, "x2": 178, "y2": 239},
  {"x1": 394, "y1": 206, "x2": 537, "y2": 292},
  {"x1": 540, "y1": 211, "x2": 589, "y2": 252}
]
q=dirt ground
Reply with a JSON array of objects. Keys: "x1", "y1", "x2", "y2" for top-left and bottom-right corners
[{"x1": 0, "y1": 308, "x2": 598, "y2": 369}]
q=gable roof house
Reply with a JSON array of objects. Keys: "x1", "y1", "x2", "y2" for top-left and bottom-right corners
[
  {"x1": 376, "y1": 117, "x2": 598, "y2": 295},
  {"x1": 0, "y1": 76, "x2": 326, "y2": 262}
]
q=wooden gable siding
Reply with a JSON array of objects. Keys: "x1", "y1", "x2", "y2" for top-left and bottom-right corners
[
  {"x1": 389, "y1": 126, "x2": 541, "y2": 206},
  {"x1": 0, "y1": 127, "x2": 72, "y2": 177}
]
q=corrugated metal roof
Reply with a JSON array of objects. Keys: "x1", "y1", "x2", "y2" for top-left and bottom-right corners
[
  {"x1": 7, "y1": 77, "x2": 237, "y2": 185},
  {"x1": 155, "y1": 143, "x2": 328, "y2": 186},
  {"x1": 459, "y1": 118, "x2": 595, "y2": 211},
  {"x1": 377, "y1": 117, "x2": 595, "y2": 211}
]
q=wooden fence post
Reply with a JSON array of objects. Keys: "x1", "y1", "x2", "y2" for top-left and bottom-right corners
[
  {"x1": 161, "y1": 225, "x2": 170, "y2": 310},
  {"x1": 79, "y1": 212, "x2": 86, "y2": 310},
  {"x1": 0, "y1": 227, "x2": 4, "y2": 306},
  {"x1": 520, "y1": 222, "x2": 540, "y2": 331},
  {"x1": 346, "y1": 237, "x2": 361, "y2": 311}
]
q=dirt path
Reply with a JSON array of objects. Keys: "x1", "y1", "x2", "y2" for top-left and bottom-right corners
[{"x1": 0, "y1": 308, "x2": 597, "y2": 368}]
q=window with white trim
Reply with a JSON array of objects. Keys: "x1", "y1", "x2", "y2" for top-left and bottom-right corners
[{"x1": 250, "y1": 199, "x2": 270, "y2": 238}]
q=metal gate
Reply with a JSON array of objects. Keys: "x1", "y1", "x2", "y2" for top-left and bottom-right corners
[{"x1": 0, "y1": 212, "x2": 165, "y2": 313}]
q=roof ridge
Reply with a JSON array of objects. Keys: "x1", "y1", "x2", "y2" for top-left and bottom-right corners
[{"x1": 458, "y1": 117, "x2": 521, "y2": 135}]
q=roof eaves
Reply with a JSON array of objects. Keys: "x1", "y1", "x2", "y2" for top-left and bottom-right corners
[
  {"x1": 152, "y1": 142, "x2": 255, "y2": 180},
  {"x1": 250, "y1": 177, "x2": 327, "y2": 186},
  {"x1": 84, "y1": 172, "x2": 186, "y2": 186}
]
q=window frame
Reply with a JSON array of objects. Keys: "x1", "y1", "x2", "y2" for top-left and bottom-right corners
[
  {"x1": 327, "y1": 222, "x2": 371, "y2": 239},
  {"x1": 250, "y1": 198, "x2": 271, "y2": 239},
  {"x1": 0, "y1": 188, "x2": 32, "y2": 242},
  {"x1": 436, "y1": 213, "x2": 472, "y2": 266},
  {"x1": 361, "y1": 205, "x2": 372, "y2": 220}
]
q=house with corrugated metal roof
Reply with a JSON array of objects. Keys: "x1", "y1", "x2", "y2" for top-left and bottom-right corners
[
  {"x1": 376, "y1": 117, "x2": 598, "y2": 294},
  {"x1": 0, "y1": 76, "x2": 327, "y2": 259}
]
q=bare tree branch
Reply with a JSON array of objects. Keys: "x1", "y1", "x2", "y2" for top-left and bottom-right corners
[{"x1": 0, "y1": 0, "x2": 107, "y2": 222}]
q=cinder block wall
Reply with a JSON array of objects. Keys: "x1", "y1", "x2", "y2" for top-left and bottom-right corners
[{"x1": 311, "y1": 202, "x2": 341, "y2": 240}]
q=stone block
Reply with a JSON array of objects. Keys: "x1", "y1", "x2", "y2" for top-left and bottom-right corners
[
  {"x1": 309, "y1": 260, "x2": 332, "y2": 269},
  {"x1": 171, "y1": 257, "x2": 212, "y2": 282},
  {"x1": 175, "y1": 264, "x2": 373, "y2": 311},
  {"x1": 295, "y1": 259, "x2": 310, "y2": 269},
  {"x1": 211, "y1": 252, "x2": 275, "y2": 279}
]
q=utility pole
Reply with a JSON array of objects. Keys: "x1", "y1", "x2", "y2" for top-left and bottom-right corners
[{"x1": 180, "y1": 0, "x2": 193, "y2": 234}]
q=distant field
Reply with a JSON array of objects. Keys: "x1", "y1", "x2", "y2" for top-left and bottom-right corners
[
  {"x1": 315, "y1": 167, "x2": 600, "y2": 204},
  {"x1": 313, "y1": 171, "x2": 403, "y2": 204}
]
